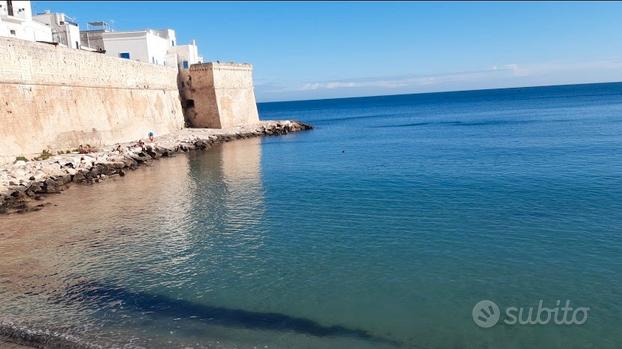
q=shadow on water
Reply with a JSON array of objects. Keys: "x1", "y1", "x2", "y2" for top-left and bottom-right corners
[{"x1": 57, "y1": 281, "x2": 404, "y2": 348}]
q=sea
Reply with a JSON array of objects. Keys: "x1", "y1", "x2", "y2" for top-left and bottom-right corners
[{"x1": 1, "y1": 82, "x2": 621, "y2": 349}]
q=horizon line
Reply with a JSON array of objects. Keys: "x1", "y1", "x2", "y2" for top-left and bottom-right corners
[{"x1": 257, "y1": 79, "x2": 622, "y2": 105}]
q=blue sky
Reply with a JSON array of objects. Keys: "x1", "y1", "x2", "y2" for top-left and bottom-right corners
[{"x1": 33, "y1": 1, "x2": 622, "y2": 102}]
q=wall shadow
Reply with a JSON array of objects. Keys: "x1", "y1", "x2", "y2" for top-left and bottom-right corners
[{"x1": 57, "y1": 280, "x2": 401, "y2": 347}]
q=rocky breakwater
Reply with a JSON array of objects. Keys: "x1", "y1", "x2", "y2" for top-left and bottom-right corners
[{"x1": 0, "y1": 120, "x2": 312, "y2": 214}]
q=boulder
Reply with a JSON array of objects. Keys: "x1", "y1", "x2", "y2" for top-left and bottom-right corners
[
  {"x1": 44, "y1": 178, "x2": 60, "y2": 193},
  {"x1": 73, "y1": 172, "x2": 86, "y2": 183}
]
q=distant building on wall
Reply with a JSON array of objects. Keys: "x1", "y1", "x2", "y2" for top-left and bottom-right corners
[
  {"x1": 79, "y1": 21, "x2": 111, "y2": 51},
  {"x1": 101, "y1": 28, "x2": 178, "y2": 66},
  {"x1": 90, "y1": 26, "x2": 203, "y2": 68},
  {"x1": 2, "y1": 1, "x2": 204, "y2": 66},
  {"x1": 32, "y1": 11, "x2": 81, "y2": 49},
  {"x1": 0, "y1": 0, "x2": 52, "y2": 42},
  {"x1": 168, "y1": 39, "x2": 203, "y2": 69}
]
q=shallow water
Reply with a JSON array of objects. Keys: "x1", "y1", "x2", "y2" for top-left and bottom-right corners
[{"x1": 1, "y1": 82, "x2": 622, "y2": 348}]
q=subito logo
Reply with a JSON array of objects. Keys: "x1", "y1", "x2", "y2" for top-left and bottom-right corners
[{"x1": 472, "y1": 300, "x2": 500, "y2": 328}]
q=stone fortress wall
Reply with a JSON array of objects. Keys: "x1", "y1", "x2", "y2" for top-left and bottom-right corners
[
  {"x1": 0, "y1": 36, "x2": 185, "y2": 162},
  {"x1": 0, "y1": 37, "x2": 263, "y2": 164},
  {"x1": 181, "y1": 63, "x2": 260, "y2": 129},
  {"x1": 0, "y1": 36, "x2": 311, "y2": 213}
]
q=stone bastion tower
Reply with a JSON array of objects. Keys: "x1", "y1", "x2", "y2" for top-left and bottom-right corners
[{"x1": 180, "y1": 62, "x2": 260, "y2": 129}]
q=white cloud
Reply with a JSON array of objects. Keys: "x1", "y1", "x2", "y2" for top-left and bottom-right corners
[
  {"x1": 295, "y1": 66, "x2": 518, "y2": 91},
  {"x1": 255, "y1": 58, "x2": 622, "y2": 102}
]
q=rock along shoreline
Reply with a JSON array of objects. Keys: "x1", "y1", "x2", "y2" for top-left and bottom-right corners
[{"x1": 0, "y1": 120, "x2": 312, "y2": 214}]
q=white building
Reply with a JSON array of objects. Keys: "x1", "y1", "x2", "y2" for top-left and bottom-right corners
[
  {"x1": 0, "y1": 0, "x2": 52, "y2": 42},
  {"x1": 99, "y1": 27, "x2": 202, "y2": 69},
  {"x1": 168, "y1": 40, "x2": 203, "y2": 69},
  {"x1": 32, "y1": 11, "x2": 81, "y2": 49},
  {"x1": 102, "y1": 28, "x2": 177, "y2": 66},
  {"x1": 79, "y1": 21, "x2": 111, "y2": 51}
]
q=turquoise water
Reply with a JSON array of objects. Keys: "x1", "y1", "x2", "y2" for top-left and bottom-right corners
[{"x1": 1, "y1": 82, "x2": 622, "y2": 348}]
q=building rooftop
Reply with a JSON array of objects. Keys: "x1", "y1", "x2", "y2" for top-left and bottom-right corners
[{"x1": 85, "y1": 21, "x2": 112, "y2": 32}]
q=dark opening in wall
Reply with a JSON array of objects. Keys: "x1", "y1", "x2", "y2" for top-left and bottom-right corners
[{"x1": 185, "y1": 99, "x2": 195, "y2": 109}]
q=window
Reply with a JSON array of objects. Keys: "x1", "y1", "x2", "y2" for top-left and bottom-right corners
[
  {"x1": 75, "y1": 41, "x2": 79, "y2": 49},
  {"x1": 119, "y1": 52, "x2": 130, "y2": 59},
  {"x1": 182, "y1": 60, "x2": 189, "y2": 69},
  {"x1": 10, "y1": 29, "x2": 16, "y2": 36},
  {"x1": 171, "y1": 40, "x2": 175, "y2": 46},
  {"x1": 7, "y1": 0, "x2": 14, "y2": 16}
]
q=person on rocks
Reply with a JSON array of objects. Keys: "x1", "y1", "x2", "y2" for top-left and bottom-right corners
[
  {"x1": 148, "y1": 131, "x2": 155, "y2": 142},
  {"x1": 78, "y1": 144, "x2": 92, "y2": 154}
]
